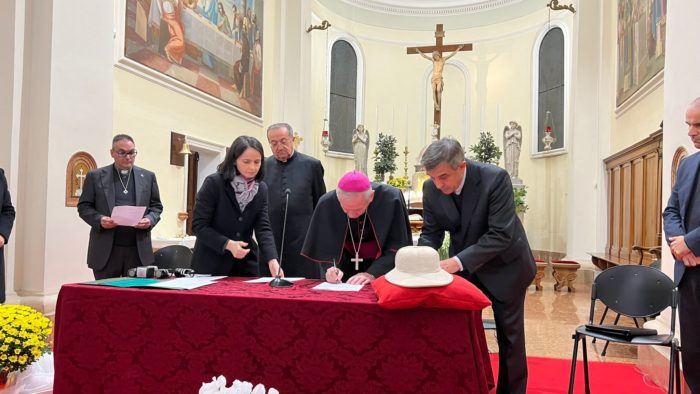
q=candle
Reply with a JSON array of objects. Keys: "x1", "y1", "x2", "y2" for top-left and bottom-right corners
[
  {"x1": 405, "y1": 104, "x2": 409, "y2": 146},
  {"x1": 496, "y1": 105, "x2": 500, "y2": 132},
  {"x1": 375, "y1": 105, "x2": 379, "y2": 133},
  {"x1": 479, "y1": 105, "x2": 483, "y2": 132}
]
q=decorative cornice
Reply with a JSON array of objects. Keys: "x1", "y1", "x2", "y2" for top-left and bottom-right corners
[{"x1": 339, "y1": 0, "x2": 523, "y2": 17}]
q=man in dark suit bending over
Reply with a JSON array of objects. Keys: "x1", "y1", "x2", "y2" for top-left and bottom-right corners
[
  {"x1": 418, "y1": 138, "x2": 535, "y2": 394},
  {"x1": 78, "y1": 134, "x2": 163, "y2": 279}
]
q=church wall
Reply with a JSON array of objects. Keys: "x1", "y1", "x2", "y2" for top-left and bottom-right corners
[
  {"x1": 660, "y1": 0, "x2": 700, "y2": 312},
  {"x1": 612, "y1": 86, "x2": 664, "y2": 151},
  {"x1": 1, "y1": 0, "x2": 116, "y2": 306},
  {"x1": 6, "y1": 0, "x2": 287, "y2": 304},
  {"x1": 113, "y1": 0, "x2": 290, "y2": 239},
  {"x1": 43, "y1": 0, "x2": 116, "y2": 294},
  {"x1": 641, "y1": 0, "x2": 700, "y2": 383},
  {"x1": 310, "y1": 2, "x2": 573, "y2": 255},
  {"x1": 603, "y1": 0, "x2": 664, "y2": 155},
  {"x1": 563, "y1": 0, "x2": 606, "y2": 265},
  {"x1": 113, "y1": 69, "x2": 264, "y2": 238}
]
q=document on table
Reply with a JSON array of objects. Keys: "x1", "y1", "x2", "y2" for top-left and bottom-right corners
[
  {"x1": 312, "y1": 282, "x2": 364, "y2": 292},
  {"x1": 244, "y1": 277, "x2": 307, "y2": 284},
  {"x1": 111, "y1": 206, "x2": 147, "y2": 226},
  {"x1": 147, "y1": 277, "x2": 219, "y2": 290}
]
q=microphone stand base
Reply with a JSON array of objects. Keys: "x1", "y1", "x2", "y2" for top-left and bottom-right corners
[{"x1": 269, "y1": 276, "x2": 294, "y2": 288}]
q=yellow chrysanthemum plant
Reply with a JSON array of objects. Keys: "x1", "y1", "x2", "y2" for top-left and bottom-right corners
[{"x1": 0, "y1": 305, "x2": 52, "y2": 381}]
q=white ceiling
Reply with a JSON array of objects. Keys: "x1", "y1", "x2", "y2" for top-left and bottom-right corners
[{"x1": 317, "y1": 0, "x2": 547, "y2": 30}]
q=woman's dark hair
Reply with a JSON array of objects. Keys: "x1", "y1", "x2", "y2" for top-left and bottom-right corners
[{"x1": 217, "y1": 135, "x2": 266, "y2": 182}]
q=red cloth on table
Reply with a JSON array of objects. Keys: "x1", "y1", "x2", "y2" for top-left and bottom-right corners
[{"x1": 54, "y1": 278, "x2": 494, "y2": 393}]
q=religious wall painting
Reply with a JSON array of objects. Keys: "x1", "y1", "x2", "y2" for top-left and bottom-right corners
[
  {"x1": 65, "y1": 152, "x2": 97, "y2": 207},
  {"x1": 616, "y1": 0, "x2": 666, "y2": 107},
  {"x1": 123, "y1": 0, "x2": 263, "y2": 117}
]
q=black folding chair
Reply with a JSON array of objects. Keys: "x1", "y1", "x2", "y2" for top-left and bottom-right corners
[
  {"x1": 592, "y1": 245, "x2": 663, "y2": 356},
  {"x1": 153, "y1": 245, "x2": 193, "y2": 270},
  {"x1": 568, "y1": 265, "x2": 680, "y2": 394}
]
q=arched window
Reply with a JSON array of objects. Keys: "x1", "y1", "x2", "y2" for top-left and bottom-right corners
[
  {"x1": 328, "y1": 40, "x2": 358, "y2": 154},
  {"x1": 534, "y1": 27, "x2": 566, "y2": 154}
]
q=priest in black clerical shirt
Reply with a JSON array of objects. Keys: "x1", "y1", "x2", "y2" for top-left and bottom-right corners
[
  {"x1": 301, "y1": 171, "x2": 412, "y2": 285},
  {"x1": 78, "y1": 134, "x2": 163, "y2": 279},
  {"x1": 263, "y1": 122, "x2": 326, "y2": 278}
]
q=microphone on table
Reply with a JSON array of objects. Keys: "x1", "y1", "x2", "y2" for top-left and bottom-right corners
[{"x1": 270, "y1": 188, "x2": 294, "y2": 288}]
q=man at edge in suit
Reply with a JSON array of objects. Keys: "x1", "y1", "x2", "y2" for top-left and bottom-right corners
[
  {"x1": 417, "y1": 138, "x2": 535, "y2": 394},
  {"x1": 78, "y1": 134, "x2": 163, "y2": 279},
  {"x1": 0, "y1": 168, "x2": 16, "y2": 303},
  {"x1": 663, "y1": 97, "x2": 700, "y2": 393}
]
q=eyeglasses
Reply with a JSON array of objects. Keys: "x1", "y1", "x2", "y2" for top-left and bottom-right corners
[
  {"x1": 269, "y1": 138, "x2": 291, "y2": 148},
  {"x1": 115, "y1": 150, "x2": 138, "y2": 158}
]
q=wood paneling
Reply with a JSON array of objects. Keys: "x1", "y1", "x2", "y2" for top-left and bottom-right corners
[{"x1": 603, "y1": 130, "x2": 662, "y2": 264}]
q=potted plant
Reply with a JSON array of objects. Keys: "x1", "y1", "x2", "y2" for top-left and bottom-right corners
[
  {"x1": 0, "y1": 305, "x2": 53, "y2": 387},
  {"x1": 469, "y1": 131, "x2": 502, "y2": 165},
  {"x1": 373, "y1": 133, "x2": 398, "y2": 182},
  {"x1": 514, "y1": 186, "x2": 528, "y2": 215}
]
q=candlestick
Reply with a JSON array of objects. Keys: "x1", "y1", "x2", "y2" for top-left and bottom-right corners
[{"x1": 403, "y1": 146, "x2": 409, "y2": 179}]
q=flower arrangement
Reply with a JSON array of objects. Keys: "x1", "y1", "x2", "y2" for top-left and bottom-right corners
[
  {"x1": 387, "y1": 175, "x2": 409, "y2": 191},
  {"x1": 0, "y1": 305, "x2": 52, "y2": 384},
  {"x1": 200, "y1": 375, "x2": 279, "y2": 394}
]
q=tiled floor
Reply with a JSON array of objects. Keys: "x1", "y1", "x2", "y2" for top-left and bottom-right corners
[{"x1": 483, "y1": 266, "x2": 638, "y2": 364}]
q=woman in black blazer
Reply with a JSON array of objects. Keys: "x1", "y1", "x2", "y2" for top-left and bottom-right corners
[{"x1": 191, "y1": 136, "x2": 281, "y2": 277}]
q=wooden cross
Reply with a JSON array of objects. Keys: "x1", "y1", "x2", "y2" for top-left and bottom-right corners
[{"x1": 406, "y1": 24, "x2": 472, "y2": 139}]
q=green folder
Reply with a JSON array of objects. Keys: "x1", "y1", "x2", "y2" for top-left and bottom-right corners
[{"x1": 80, "y1": 277, "x2": 162, "y2": 288}]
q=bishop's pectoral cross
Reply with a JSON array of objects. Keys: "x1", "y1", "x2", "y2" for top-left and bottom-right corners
[
  {"x1": 406, "y1": 24, "x2": 472, "y2": 139},
  {"x1": 351, "y1": 253, "x2": 363, "y2": 271}
]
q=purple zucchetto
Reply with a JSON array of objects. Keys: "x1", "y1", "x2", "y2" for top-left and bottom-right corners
[{"x1": 337, "y1": 171, "x2": 371, "y2": 192}]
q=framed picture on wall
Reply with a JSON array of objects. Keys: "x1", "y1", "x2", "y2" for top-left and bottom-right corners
[
  {"x1": 115, "y1": 0, "x2": 264, "y2": 122},
  {"x1": 616, "y1": 0, "x2": 666, "y2": 108},
  {"x1": 65, "y1": 152, "x2": 97, "y2": 207}
]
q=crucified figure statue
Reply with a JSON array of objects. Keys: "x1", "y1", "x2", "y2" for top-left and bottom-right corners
[{"x1": 416, "y1": 44, "x2": 464, "y2": 112}]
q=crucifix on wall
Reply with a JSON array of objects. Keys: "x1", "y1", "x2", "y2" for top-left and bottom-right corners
[{"x1": 407, "y1": 24, "x2": 472, "y2": 139}]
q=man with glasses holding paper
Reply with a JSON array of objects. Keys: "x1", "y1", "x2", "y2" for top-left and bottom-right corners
[{"x1": 78, "y1": 134, "x2": 163, "y2": 279}]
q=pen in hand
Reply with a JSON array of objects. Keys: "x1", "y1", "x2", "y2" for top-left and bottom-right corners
[{"x1": 332, "y1": 258, "x2": 341, "y2": 284}]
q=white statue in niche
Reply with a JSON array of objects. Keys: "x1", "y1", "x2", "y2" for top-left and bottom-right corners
[
  {"x1": 503, "y1": 121, "x2": 523, "y2": 185},
  {"x1": 352, "y1": 124, "x2": 370, "y2": 175}
]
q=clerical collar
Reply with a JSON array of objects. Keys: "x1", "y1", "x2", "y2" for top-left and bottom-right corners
[
  {"x1": 114, "y1": 164, "x2": 131, "y2": 176},
  {"x1": 278, "y1": 151, "x2": 296, "y2": 164},
  {"x1": 455, "y1": 166, "x2": 467, "y2": 195}
]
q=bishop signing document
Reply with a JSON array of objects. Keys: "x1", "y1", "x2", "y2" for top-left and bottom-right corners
[{"x1": 301, "y1": 171, "x2": 412, "y2": 285}]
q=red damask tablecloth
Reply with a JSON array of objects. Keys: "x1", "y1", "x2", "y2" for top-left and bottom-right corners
[{"x1": 53, "y1": 278, "x2": 493, "y2": 393}]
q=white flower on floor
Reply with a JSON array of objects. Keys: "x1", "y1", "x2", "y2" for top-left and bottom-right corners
[{"x1": 199, "y1": 376, "x2": 279, "y2": 394}]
